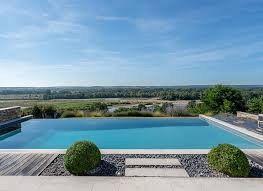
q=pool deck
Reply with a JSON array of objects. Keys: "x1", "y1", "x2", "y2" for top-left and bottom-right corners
[
  {"x1": 0, "y1": 153, "x2": 58, "y2": 176},
  {"x1": 0, "y1": 151, "x2": 262, "y2": 191},
  {"x1": 0, "y1": 176, "x2": 262, "y2": 191},
  {"x1": 0, "y1": 149, "x2": 262, "y2": 174},
  {"x1": 214, "y1": 114, "x2": 263, "y2": 135},
  {"x1": 199, "y1": 115, "x2": 263, "y2": 141}
]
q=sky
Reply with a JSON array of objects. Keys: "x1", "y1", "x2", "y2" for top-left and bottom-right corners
[{"x1": 0, "y1": 0, "x2": 263, "y2": 87}]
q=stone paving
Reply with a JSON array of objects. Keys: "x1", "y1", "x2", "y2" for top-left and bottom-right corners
[
  {"x1": 125, "y1": 158, "x2": 189, "y2": 177},
  {"x1": 125, "y1": 168, "x2": 189, "y2": 177},
  {"x1": 214, "y1": 114, "x2": 263, "y2": 135},
  {"x1": 0, "y1": 176, "x2": 262, "y2": 191},
  {"x1": 125, "y1": 158, "x2": 181, "y2": 166}
]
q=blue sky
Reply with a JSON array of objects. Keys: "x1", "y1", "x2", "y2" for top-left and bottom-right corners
[{"x1": 0, "y1": 0, "x2": 262, "y2": 87}]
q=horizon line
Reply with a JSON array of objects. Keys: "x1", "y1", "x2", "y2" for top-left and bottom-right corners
[{"x1": 0, "y1": 85, "x2": 263, "y2": 88}]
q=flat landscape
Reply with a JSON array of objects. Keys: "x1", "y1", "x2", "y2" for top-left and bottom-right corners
[{"x1": 0, "y1": 0, "x2": 263, "y2": 189}]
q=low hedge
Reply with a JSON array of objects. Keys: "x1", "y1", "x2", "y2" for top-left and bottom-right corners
[
  {"x1": 64, "y1": 141, "x2": 101, "y2": 175},
  {"x1": 207, "y1": 144, "x2": 250, "y2": 177}
]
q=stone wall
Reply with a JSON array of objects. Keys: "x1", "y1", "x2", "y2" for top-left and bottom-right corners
[
  {"x1": 0, "y1": 106, "x2": 21, "y2": 123},
  {"x1": 237, "y1": 111, "x2": 258, "y2": 121}
]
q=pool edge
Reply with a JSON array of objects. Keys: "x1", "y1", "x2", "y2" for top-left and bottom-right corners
[
  {"x1": 199, "y1": 114, "x2": 263, "y2": 142},
  {"x1": 0, "y1": 149, "x2": 262, "y2": 154}
]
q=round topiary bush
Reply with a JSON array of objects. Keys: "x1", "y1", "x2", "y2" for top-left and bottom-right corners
[
  {"x1": 64, "y1": 141, "x2": 101, "y2": 175},
  {"x1": 208, "y1": 144, "x2": 250, "y2": 177}
]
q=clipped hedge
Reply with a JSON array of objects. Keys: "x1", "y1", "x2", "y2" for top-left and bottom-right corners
[
  {"x1": 64, "y1": 141, "x2": 101, "y2": 175},
  {"x1": 208, "y1": 144, "x2": 250, "y2": 177}
]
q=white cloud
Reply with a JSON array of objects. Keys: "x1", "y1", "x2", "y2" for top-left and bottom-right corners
[
  {"x1": 135, "y1": 18, "x2": 176, "y2": 33},
  {"x1": 0, "y1": 0, "x2": 88, "y2": 42},
  {"x1": 95, "y1": 15, "x2": 175, "y2": 34},
  {"x1": 82, "y1": 48, "x2": 121, "y2": 55},
  {"x1": 96, "y1": 16, "x2": 130, "y2": 21}
]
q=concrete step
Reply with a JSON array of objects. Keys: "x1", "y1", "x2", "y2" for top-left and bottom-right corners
[
  {"x1": 125, "y1": 168, "x2": 189, "y2": 177},
  {"x1": 125, "y1": 158, "x2": 181, "y2": 166}
]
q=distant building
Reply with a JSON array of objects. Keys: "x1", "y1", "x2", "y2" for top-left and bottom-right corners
[
  {"x1": 160, "y1": 101, "x2": 191, "y2": 113},
  {"x1": 172, "y1": 101, "x2": 190, "y2": 112},
  {"x1": 144, "y1": 105, "x2": 155, "y2": 112},
  {"x1": 107, "y1": 104, "x2": 138, "y2": 113}
]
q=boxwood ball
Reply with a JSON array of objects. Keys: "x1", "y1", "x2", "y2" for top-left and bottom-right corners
[
  {"x1": 208, "y1": 144, "x2": 250, "y2": 177},
  {"x1": 64, "y1": 141, "x2": 101, "y2": 175}
]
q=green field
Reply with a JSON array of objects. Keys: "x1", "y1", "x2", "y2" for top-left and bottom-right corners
[
  {"x1": 0, "y1": 97, "x2": 172, "y2": 110},
  {"x1": 0, "y1": 100, "x2": 112, "y2": 110}
]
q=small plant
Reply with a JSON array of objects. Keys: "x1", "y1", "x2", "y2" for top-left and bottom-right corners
[
  {"x1": 64, "y1": 141, "x2": 101, "y2": 175},
  {"x1": 61, "y1": 111, "x2": 84, "y2": 118},
  {"x1": 208, "y1": 144, "x2": 250, "y2": 177}
]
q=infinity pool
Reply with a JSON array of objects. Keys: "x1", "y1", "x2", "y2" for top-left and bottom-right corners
[{"x1": 0, "y1": 118, "x2": 262, "y2": 149}]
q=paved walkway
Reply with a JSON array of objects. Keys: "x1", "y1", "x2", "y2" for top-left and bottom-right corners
[
  {"x1": 0, "y1": 176, "x2": 262, "y2": 191},
  {"x1": 125, "y1": 158, "x2": 189, "y2": 177},
  {"x1": 246, "y1": 150, "x2": 263, "y2": 166}
]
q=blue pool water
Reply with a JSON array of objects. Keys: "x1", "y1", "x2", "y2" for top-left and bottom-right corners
[{"x1": 0, "y1": 118, "x2": 262, "y2": 149}]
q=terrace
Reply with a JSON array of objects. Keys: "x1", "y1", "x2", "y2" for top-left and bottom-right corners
[
  {"x1": 214, "y1": 112, "x2": 263, "y2": 135},
  {"x1": 0, "y1": 106, "x2": 263, "y2": 190}
]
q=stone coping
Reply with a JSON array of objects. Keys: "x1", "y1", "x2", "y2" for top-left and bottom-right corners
[
  {"x1": 0, "y1": 149, "x2": 262, "y2": 154},
  {"x1": 0, "y1": 115, "x2": 33, "y2": 128},
  {"x1": 200, "y1": 114, "x2": 263, "y2": 141},
  {"x1": 30, "y1": 117, "x2": 199, "y2": 120},
  {"x1": 237, "y1": 111, "x2": 259, "y2": 121},
  {"x1": 0, "y1": 106, "x2": 21, "y2": 111}
]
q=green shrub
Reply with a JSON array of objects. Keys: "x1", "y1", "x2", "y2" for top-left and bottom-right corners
[
  {"x1": 64, "y1": 141, "x2": 101, "y2": 175},
  {"x1": 61, "y1": 111, "x2": 84, "y2": 118},
  {"x1": 31, "y1": 105, "x2": 43, "y2": 118},
  {"x1": 247, "y1": 96, "x2": 263, "y2": 114},
  {"x1": 187, "y1": 101, "x2": 210, "y2": 115},
  {"x1": 171, "y1": 111, "x2": 195, "y2": 117},
  {"x1": 202, "y1": 85, "x2": 245, "y2": 114},
  {"x1": 208, "y1": 144, "x2": 250, "y2": 177},
  {"x1": 30, "y1": 104, "x2": 58, "y2": 118},
  {"x1": 42, "y1": 105, "x2": 57, "y2": 118}
]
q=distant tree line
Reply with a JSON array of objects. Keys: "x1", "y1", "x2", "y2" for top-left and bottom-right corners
[
  {"x1": 41, "y1": 88, "x2": 204, "y2": 100},
  {"x1": 22, "y1": 85, "x2": 263, "y2": 119},
  {"x1": 1, "y1": 86, "x2": 263, "y2": 102},
  {"x1": 2, "y1": 86, "x2": 263, "y2": 115}
]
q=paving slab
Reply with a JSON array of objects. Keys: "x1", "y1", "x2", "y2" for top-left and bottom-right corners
[
  {"x1": 125, "y1": 168, "x2": 189, "y2": 177},
  {"x1": 0, "y1": 177, "x2": 262, "y2": 191},
  {"x1": 125, "y1": 158, "x2": 181, "y2": 166}
]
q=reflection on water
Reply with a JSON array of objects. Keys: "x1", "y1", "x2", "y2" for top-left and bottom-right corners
[{"x1": 0, "y1": 123, "x2": 21, "y2": 140}]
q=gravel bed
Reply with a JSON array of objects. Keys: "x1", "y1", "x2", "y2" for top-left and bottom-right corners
[{"x1": 40, "y1": 154, "x2": 263, "y2": 177}]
